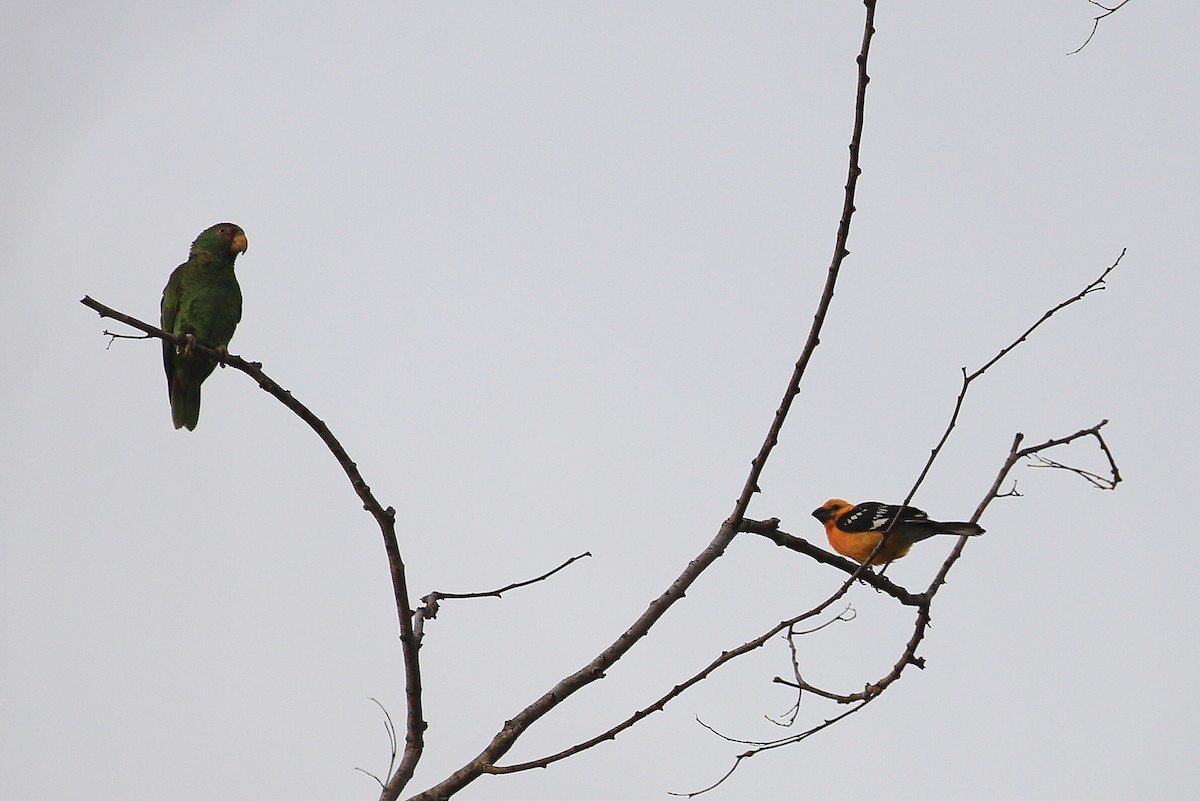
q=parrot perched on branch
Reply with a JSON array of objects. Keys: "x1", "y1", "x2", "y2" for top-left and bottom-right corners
[{"x1": 160, "y1": 223, "x2": 248, "y2": 430}]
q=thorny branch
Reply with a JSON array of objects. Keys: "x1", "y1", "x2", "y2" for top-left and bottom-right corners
[{"x1": 79, "y1": 295, "x2": 428, "y2": 798}]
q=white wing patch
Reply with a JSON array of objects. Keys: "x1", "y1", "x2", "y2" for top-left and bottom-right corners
[{"x1": 843, "y1": 502, "x2": 929, "y2": 531}]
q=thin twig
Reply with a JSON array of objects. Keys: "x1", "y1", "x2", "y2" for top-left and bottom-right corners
[
  {"x1": 427, "y1": 552, "x2": 592, "y2": 602},
  {"x1": 1028, "y1": 454, "x2": 1118, "y2": 490},
  {"x1": 1069, "y1": 0, "x2": 1133, "y2": 55},
  {"x1": 356, "y1": 698, "x2": 400, "y2": 789},
  {"x1": 79, "y1": 296, "x2": 428, "y2": 798},
  {"x1": 668, "y1": 702, "x2": 870, "y2": 797},
  {"x1": 102, "y1": 329, "x2": 152, "y2": 348},
  {"x1": 415, "y1": 552, "x2": 592, "y2": 635}
]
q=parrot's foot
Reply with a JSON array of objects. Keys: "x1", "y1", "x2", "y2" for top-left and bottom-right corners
[
  {"x1": 176, "y1": 333, "x2": 197, "y2": 356},
  {"x1": 215, "y1": 345, "x2": 229, "y2": 367}
]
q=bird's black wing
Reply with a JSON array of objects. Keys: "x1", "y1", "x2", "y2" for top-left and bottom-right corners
[{"x1": 837, "y1": 502, "x2": 929, "y2": 532}]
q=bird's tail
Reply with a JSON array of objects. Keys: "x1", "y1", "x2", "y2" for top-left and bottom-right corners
[
  {"x1": 934, "y1": 521, "x2": 984, "y2": 537},
  {"x1": 170, "y1": 375, "x2": 202, "y2": 431}
]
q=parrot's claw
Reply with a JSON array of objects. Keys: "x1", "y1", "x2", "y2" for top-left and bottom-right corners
[
  {"x1": 176, "y1": 333, "x2": 197, "y2": 356},
  {"x1": 215, "y1": 345, "x2": 229, "y2": 367}
]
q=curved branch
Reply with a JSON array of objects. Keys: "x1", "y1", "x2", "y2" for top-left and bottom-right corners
[
  {"x1": 79, "y1": 296, "x2": 428, "y2": 795},
  {"x1": 403, "y1": 5, "x2": 882, "y2": 799},
  {"x1": 414, "y1": 552, "x2": 592, "y2": 639},
  {"x1": 1069, "y1": 0, "x2": 1133, "y2": 55},
  {"x1": 725, "y1": 0, "x2": 878, "y2": 535},
  {"x1": 669, "y1": 701, "x2": 870, "y2": 797}
]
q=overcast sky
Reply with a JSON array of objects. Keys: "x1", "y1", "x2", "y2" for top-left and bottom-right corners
[{"x1": 3, "y1": 2, "x2": 1197, "y2": 800}]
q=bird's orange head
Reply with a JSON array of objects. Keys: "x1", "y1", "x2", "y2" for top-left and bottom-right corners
[{"x1": 812, "y1": 498, "x2": 852, "y2": 524}]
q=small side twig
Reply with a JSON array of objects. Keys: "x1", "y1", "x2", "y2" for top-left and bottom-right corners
[
  {"x1": 355, "y1": 698, "x2": 399, "y2": 788},
  {"x1": 768, "y1": 609, "x2": 856, "y2": 722},
  {"x1": 101, "y1": 329, "x2": 153, "y2": 348},
  {"x1": 415, "y1": 552, "x2": 592, "y2": 636},
  {"x1": 425, "y1": 552, "x2": 592, "y2": 604},
  {"x1": 668, "y1": 702, "x2": 870, "y2": 797},
  {"x1": 1028, "y1": 454, "x2": 1118, "y2": 489},
  {"x1": 1069, "y1": 0, "x2": 1133, "y2": 55}
]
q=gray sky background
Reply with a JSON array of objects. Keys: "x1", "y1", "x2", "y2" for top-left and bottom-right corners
[{"x1": 3, "y1": 2, "x2": 1197, "y2": 799}]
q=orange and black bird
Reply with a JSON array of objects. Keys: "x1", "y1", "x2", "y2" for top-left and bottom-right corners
[{"x1": 812, "y1": 499, "x2": 984, "y2": 565}]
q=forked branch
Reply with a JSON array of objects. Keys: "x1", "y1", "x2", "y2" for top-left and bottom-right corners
[
  {"x1": 404, "y1": 4, "x2": 881, "y2": 799},
  {"x1": 1069, "y1": 0, "x2": 1134, "y2": 55},
  {"x1": 79, "y1": 295, "x2": 428, "y2": 795}
]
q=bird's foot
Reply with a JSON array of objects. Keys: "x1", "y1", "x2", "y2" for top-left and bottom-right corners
[
  {"x1": 176, "y1": 333, "x2": 197, "y2": 356},
  {"x1": 214, "y1": 345, "x2": 229, "y2": 367}
]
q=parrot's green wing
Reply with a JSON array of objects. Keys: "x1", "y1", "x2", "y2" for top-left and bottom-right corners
[
  {"x1": 160, "y1": 223, "x2": 248, "y2": 431},
  {"x1": 160, "y1": 264, "x2": 182, "y2": 389}
]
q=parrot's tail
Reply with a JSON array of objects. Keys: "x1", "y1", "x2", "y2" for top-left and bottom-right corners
[{"x1": 170, "y1": 377, "x2": 202, "y2": 431}]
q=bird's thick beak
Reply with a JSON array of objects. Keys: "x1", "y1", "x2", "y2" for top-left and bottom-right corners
[
  {"x1": 811, "y1": 507, "x2": 831, "y2": 522},
  {"x1": 232, "y1": 233, "x2": 249, "y2": 255}
]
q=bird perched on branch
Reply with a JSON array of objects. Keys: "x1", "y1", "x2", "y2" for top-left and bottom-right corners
[
  {"x1": 812, "y1": 498, "x2": 984, "y2": 565},
  {"x1": 160, "y1": 223, "x2": 248, "y2": 430}
]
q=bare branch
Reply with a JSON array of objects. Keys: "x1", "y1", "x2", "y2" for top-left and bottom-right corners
[
  {"x1": 743, "y1": 519, "x2": 924, "y2": 606},
  {"x1": 680, "y1": 252, "x2": 1127, "y2": 789},
  {"x1": 857, "y1": 250, "x2": 1123, "y2": 561},
  {"x1": 489, "y1": 568, "x2": 866, "y2": 774},
  {"x1": 853, "y1": 423, "x2": 1121, "y2": 712},
  {"x1": 415, "y1": 552, "x2": 592, "y2": 640},
  {"x1": 725, "y1": 0, "x2": 879, "y2": 535},
  {"x1": 101, "y1": 329, "x2": 153, "y2": 348},
  {"x1": 425, "y1": 552, "x2": 592, "y2": 604},
  {"x1": 969, "y1": 252, "x2": 1121, "y2": 382},
  {"x1": 79, "y1": 296, "x2": 428, "y2": 797},
  {"x1": 402, "y1": 6, "x2": 882, "y2": 799},
  {"x1": 670, "y1": 702, "x2": 870, "y2": 797},
  {"x1": 1069, "y1": 0, "x2": 1134, "y2": 55},
  {"x1": 1028, "y1": 454, "x2": 1118, "y2": 490},
  {"x1": 503, "y1": 252, "x2": 1127, "y2": 785},
  {"x1": 766, "y1": 610, "x2": 855, "y2": 727},
  {"x1": 668, "y1": 754, "x2": 743, "y2": 798},
  {"x1": 770, "y1": 609, "x2": 859, "y2": 711}
]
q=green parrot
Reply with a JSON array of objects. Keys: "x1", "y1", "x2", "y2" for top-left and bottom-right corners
[{"x1": 160, "y1": 223, "x2": 248, "y2": 430}]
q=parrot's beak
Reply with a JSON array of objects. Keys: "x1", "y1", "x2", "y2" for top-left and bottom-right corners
[{"x1": 232, "y1": 232, "x2": 249, "y2": 255}]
